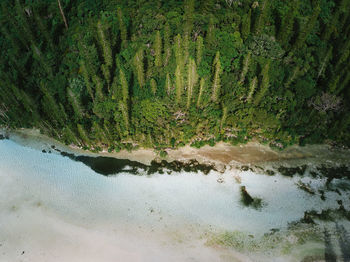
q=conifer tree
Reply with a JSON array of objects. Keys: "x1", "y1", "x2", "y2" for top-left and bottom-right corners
[
  {"x1": 175, "y1": 65, "x2": 183, "y2": 104},
  {"x1": 117, "y1": 7, "x2": 127, "y2": 48},
  {"x1": 150, "y1": 79, "x2": 157, "y2": 95},
  {"x1": 211, "y1": 52, "x2": 222, "y2": 103},
  {"x1": 174, "y1": 34, "x2": 183, "y2": 67},
  {"x1": 67, "y1": 87, "x2": 83, "y2": 120},
  {"x1": 322, "y1": 0, "x2": 350, "y2": 41},
  {"x1": 184, "y1": 0, "x2": 195, "y2": 37},
  {"x1": 241, "y1": 9, "x2": 251, "y2": 41},
  {"x1": 133, "y1": 49, "x2": 145, "y2": 88},
  {"x1": 293, "y1": 1, "x2": 321, "y2": 50},
  {"x1": 186, "y1": 58, "x2": 198, "y2": 109},
  {"x1": 255, "y1": 0, "x2": 270, "y2": 34},
  {"x1": 119, "y1": 101, "x2": 129, "y2": 132},
  {"x1": 220, "y1": 106, "x2": 227, "y2": 132},
  {"x1": 197, "y1": 78, "x2": 206, "y2": 108},
  {"x1": 278, "y1": 3, "x2": 296, "y2": 48},
  {"x1": 62, "y1": 126, "x2": 78, "y2": 145},
  {"x1": 206, "y1": 15, "x2": 215, "y2": 46},
  {"x1": 183, "y1": 34, "x2": 190, "y2": 66},
  {"x1": 80, "y1": 61, "x2": 94, "y2": 100},
  {"x1": 77, "y1": 124, "x2": 90, "y2": 146},
  {"x1": 57, "y1": 0, "x2": 68, "y2": 29},
  {"x1": 247, "y1": 76, "x2": 258, "y2": 102},
  {"x1": 239, "y1": 51, "x2": 251, "y2": 84},
  {"x1": 92, "y1": 75, "x2": 104, "y2": 101},
  {"x1": 163, "y1": 23, "x2": 172, "y2": 66},
  {"x1": 97, "y1": 20, "x2": 113, "y2": 68},
  {"x1": 154, "y1": 31, "x2": 162, "y2": 67},
  {"x1": 165, "y1": 73, "x2": 172, "y2": 96},
  {"x1": 196, "y1": 36, "x2": 204, "y2": 66},
  {"x1": 254, "y1": 61, "x2": 270, "y2": 105},
  {"x1": 119, "y1": 69, "x2": 129, "y2": 104}
]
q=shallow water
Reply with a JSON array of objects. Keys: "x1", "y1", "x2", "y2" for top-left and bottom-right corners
[{"x1": 0, "y1": 139, "x2": 350, "y2": 262}]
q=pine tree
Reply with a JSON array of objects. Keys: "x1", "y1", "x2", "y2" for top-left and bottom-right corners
[
  {"x1": 206, "y1": 15, "x2": 215, "y2": 46},
  {"x1": 247, "y1": 77, "x2": 257, "y2": 103},
  {"x1": 322, "y1": 0, "x2": 350, "y2": 41},
  {"x1": 175, "y1": 65, "x2": 183, "y2": 104},
  {"x1": 220, "y1": 106, "x2": 228, "y2": 132},
  {"x1": 278, "y1": 3, "x2": 297, "y2": 48},
  {"x1": 211, "y1": 52, "x2": 222, "y2": 102},
  {"x1": 241, "y1": 9, "x2": 251, "y2": 41},
  {"x1": 92, "y1": 75, "x2": 104, "y2": 101},
  {"x1": 293, "y1": 1, "x2": 321, "y2": 50},
  {"x1": 80, "y1": 61, "x2": 94, "y2": 100},
  {"x1": 154, "y1": 31, "x2": 162, "y2": 68},
  {"x1": 133, "y1": 49, "x2": 145, "y2": 88},
  {"x1": 67, "y1": 87, "x2": 83, "y2": 120},
  {"x1": 174, "y1": 34, "x2": 183, "y2": 67},
  {"x1": 184, "y1": 0, "x2": 195, "y2": 37},
  {"x1": 119, "y1": 69, "x2": 129, "y2": 104},
  {"x1": 183, "y1": 34, "x2": 190, "y2": 66},
  {"x1": 254, "y1": 61, "x2": 270, "y2": 105},
  {"x1": 255, "y1": 0, "x2": 270, "y2": 34},
  {"x1": 150, "y1": 78, "x2": 157, "y2": 95},
  {"x1": 165, "y1": 73, "x2": 172, "y2": 96},
  {"x1": 57, "y1": 0, "x2": 68, "y2": 29},
  {"x1": 97, "y1": 20, "x2": 113, "y2": 68},
  {"x1": 239, "y1": 51, "x2": 251, "y2": 84},
  {"x1": 197, "y1": 78, "x2": 206, "y2": 108},
  {"x1": 196, "y1": 35, "x2": 204, "y2": 66},
  {"x1": 117, "y1": 7, "x2": 127, "y2": 48},
  {"x1": 163, "y1": 23, "x2": 172, "y2": 66},
  {"x1": 186, "y1": 58, "x2": 198, "y2": 109},
  {"x1": 119, "y1": 101, "x2": 129, "y2": 132},
  {"x1": 77, "y1": 124, "x2": 90, "y2": 146}
]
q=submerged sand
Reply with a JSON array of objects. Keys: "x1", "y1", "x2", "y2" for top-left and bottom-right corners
[{"x1": 1, "y1": 138, "x2": 350, "y2": 262}]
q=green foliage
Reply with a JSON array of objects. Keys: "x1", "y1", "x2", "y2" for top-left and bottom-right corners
[{"x1": 0, "y1": 0, "x2": 349, "y2": 150}]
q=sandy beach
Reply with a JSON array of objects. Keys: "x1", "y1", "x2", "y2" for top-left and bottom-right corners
[{"x1": 5, "y1": 128, "x2": 350, "y2": 169}]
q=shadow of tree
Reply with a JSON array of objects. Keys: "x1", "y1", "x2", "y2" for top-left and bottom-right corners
[
  {"x1": 324, "y1": 227, "x2": 337, "y2": 262},
  {"x1": 336, "y1": 223, "x2": 350, "y2": 262}
]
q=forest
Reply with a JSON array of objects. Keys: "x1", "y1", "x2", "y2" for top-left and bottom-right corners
[{"x1": 0, "y1": 0, "x2": 349, "y2": 153}]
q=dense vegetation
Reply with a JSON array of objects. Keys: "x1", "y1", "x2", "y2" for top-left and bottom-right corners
[{"x1": 0, "y1": 0, "x2": 349, "y2": 152}]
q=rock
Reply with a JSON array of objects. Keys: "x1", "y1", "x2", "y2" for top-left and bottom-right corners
[
  {"x1": 217, "y1": 177, "x2": 224, "y2": 183},
  {"x1": 215, "y1": 163, "x2": 226, "y2": 173},
  {"x1": 42, "y1": 149, "x2": 47, "y2": 153},
  {"x1": 0, "y1": 134, "x2": 9, "y2": 140}
]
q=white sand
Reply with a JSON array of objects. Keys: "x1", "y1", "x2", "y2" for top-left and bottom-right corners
[{"x1": 1, "y1": 139, "x2": 349, "y2": 261}]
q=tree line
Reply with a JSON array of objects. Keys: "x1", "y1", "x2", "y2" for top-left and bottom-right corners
[{"x1": 0, "y1": 0, "x2": 349, "y2": 152}]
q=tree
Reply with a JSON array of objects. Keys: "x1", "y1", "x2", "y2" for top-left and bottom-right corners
[
  {"x1": 117, "y1": 7, "x2": 127, "y2": 48},
  {"x1": 293, "y1": 1, "x2": 321, "y2": 50},
  {"x1": 154, "y1": 31, "x2": 162, "y2": 67},
  {"x1": 197, "y1": 78, "x2": 206, "y2": 108},
  {"x1": 133, "y1": 49, "x2": 145, "y2": 88},
  {"x1": 241, "y1": 9, "x2": 251, "y2": 41},
  {"x1": 196, "y1": 35, "x2": 204, "y2": 66},
  {"x1": 175, "y1": 65, "x2": 183, "y2": 104},
  {"x1": 163, "y1": 23, "x2": 172, "y2": 66},
  {"x1": 97, "y1": 20, "x2": 113, "y2": 68},
  {"x1": 186, "y1": 58, "x2": 198, "y2": 109},
  {"x1": 211, "y1": 52, "x2": 222, "y2": 102},
  {"x1": 239, "y1": 51, "x2": 251, "y2": 84},
  {"x1": 254, "y1": 61, "x2": 270, "y2": 105},
  {"x1": 57, "y1": 0, "x2": 68, "y2": 29}
]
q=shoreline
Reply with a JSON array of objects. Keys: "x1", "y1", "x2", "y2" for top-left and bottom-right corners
[{"x1": 2, "y1": 128, "x2": 350, "y2": 171}]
